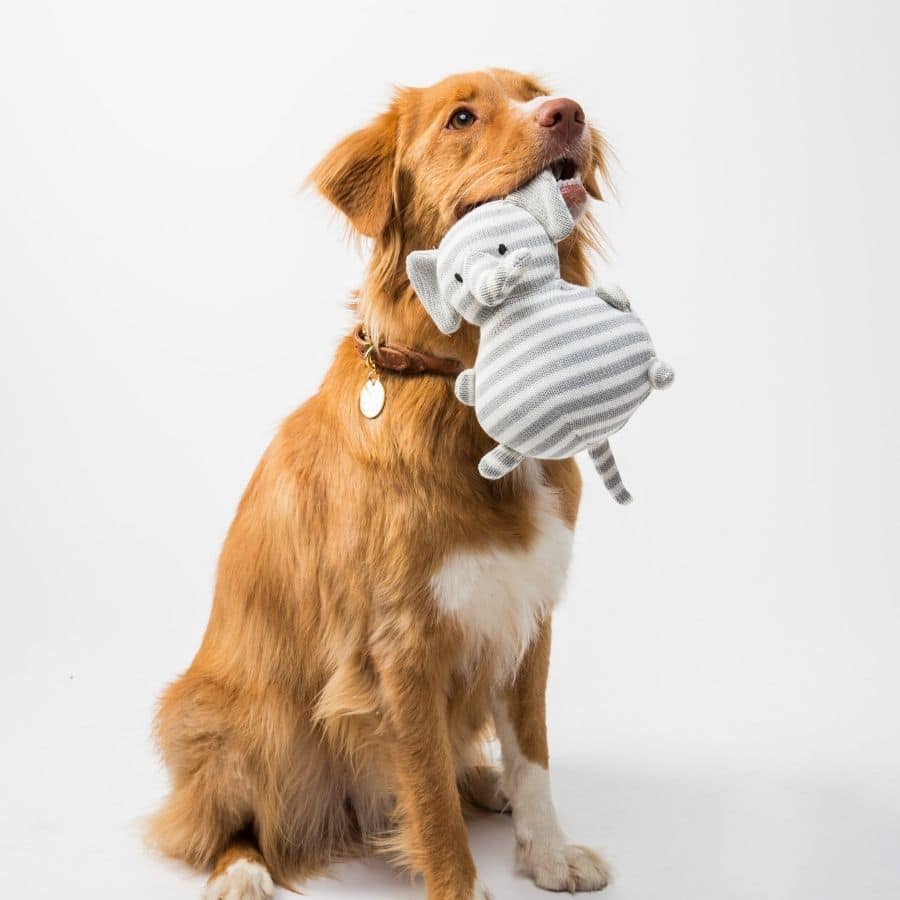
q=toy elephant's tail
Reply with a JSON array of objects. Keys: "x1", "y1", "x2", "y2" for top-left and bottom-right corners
[
  {"x1": 588, "y1": 440, "x2": 633, "y2": 505},
  {"x1": 648, "y1": 358, "x2": 675, "y2": 390}
]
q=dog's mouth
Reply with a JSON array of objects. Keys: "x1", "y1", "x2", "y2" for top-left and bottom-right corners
[
  {"x1": 549, "y1": 156, "x2": 588, "y2": 218},
  {"x1": 455, "y1": 154, "x2": 588, "y2": 221}
]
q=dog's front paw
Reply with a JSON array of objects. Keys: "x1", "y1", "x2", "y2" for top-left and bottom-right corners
[
  {"x1": 431, "y1": 876, "x2": 493, "y2": 900},
  {"x1": 518, "y1": 840, "x2": 610, "y2": 892}
]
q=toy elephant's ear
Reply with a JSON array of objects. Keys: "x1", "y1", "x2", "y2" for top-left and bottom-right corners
[
  {"x1": 406, "y1": 250, "x2": 462, "y2": 335},
  {"x1": 506, "y1": 170, "x2": 575, "y2": 244}
]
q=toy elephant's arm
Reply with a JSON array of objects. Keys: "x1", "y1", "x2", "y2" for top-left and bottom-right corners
[
  {"x1": 463, "y1": 248, "x2": 532, "y2": 307},
  {"x1": 594, "y1": 280, "x2": 632, "y2": 312}
]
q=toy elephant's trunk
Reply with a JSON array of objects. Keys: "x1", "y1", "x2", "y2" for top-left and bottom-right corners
[{"x1": 588, "y1": 441, "x2": 632, "y2": 505}]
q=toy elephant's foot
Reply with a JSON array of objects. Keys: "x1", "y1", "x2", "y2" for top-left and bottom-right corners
[
  {"x1": 589, "y1": 440, "x2": 633, "y2": 505},
  {"x1": 648, "y1": 358, "x2": 675, "y2": 390},
  {"x1": 455, "y1": 368, "x2": 476, "y2": 406},
  {"x1": 478, "y1": 444, "x2": 524, "y2": 479}
]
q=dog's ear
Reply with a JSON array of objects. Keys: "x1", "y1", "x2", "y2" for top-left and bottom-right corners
[
  {"x1": 583, "y1": 126, "x2": 612, "y2": 202},
  {"x1": 310, "y1": 110, "x2": 398, "y2": 238},
  {"x1": 407, "y1": 250, "x2": 461, "y2": 334},
  {"x1": 507, "y1": 170, "x2": 574, "y2": 244}
]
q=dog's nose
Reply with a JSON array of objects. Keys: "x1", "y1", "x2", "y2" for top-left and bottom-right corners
[{"x1": 535, "y1": 98, "x2": 585, "y2": 143}]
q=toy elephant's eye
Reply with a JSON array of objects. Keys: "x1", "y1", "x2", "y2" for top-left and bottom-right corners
[
  {"x1": 498, "y1": 243, "x2": 508, "y2": 255},
  {"x1": 454, "y1": 273, "x2": 463, "y2": 283}
]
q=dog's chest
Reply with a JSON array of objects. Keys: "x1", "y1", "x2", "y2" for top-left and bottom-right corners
[{"x1": 428, "y1": 464, "x2": 574, "y2": 682}]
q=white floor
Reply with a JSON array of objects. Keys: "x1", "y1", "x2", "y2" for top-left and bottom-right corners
[{"x1": 4, "y1": 668, "x2": 898, "y2": 900}]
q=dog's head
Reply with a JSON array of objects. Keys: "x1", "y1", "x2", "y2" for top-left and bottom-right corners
[{"x1": 311, "y1": 69, "x2": 610, "y2": 341}]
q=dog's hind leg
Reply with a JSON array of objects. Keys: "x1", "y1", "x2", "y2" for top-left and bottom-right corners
[
  {"x1": 205, "y1": 838, "x2": 275, "y2": 900},
  {"x1": 148, "y1": 675, "x2": 284, "y2": 897},
  {"x1": 148, "y1": 781, "x2": 275, "y2": 899},
  {"x1": 458, "y1": 765, "x2": 510, "y2": 814}
]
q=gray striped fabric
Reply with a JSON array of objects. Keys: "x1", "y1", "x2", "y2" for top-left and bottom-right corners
[{"x1": 406, "y1": 172, "x2": 673, "y2": 504}]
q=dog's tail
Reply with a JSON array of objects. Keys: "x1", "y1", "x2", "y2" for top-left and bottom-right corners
[{"x1": 588, "y1": 440, "x2": 632, "y2": 505}]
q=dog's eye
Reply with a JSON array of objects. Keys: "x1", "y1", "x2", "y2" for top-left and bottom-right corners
[
  {"x1": 498, "y1": 244, "x2": 508, "y2": 255},
  {"x1": 447, "y1": 108, "x2": 477, "y2": 129},
  {"x1": 454, "y1": 273, "x2": 463, "y2": 283}
]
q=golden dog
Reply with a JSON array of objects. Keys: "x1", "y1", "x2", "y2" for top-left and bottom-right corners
[{"x1": 150, "y1": 68, "x2": 612, "y2": 900}]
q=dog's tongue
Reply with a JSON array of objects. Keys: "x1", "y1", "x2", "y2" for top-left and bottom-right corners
[{"x1": 559, "y1": 180, "x2": 587, "y2": 210}]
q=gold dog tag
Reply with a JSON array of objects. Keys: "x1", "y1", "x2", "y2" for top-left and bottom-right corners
[
  {"x1": 359, "y1": 377, "x2": 385, "y2": 419},
  {"x1": 358, "y1": 331, "x2": 385, "y2": 419}
]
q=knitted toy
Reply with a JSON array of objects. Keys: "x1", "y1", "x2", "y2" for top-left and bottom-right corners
[{"x1": 406, "y1": 171, "x2": 673, "y2": 504}]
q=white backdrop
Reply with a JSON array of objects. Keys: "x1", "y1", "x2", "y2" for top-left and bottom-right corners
[{"x1": 2, "y1": 2, "x2": 899, "y2": 898}]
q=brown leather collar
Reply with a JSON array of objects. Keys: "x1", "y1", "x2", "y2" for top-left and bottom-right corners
[{"x1": 354, "y1": 325, "x2": 464, "y2": 378}]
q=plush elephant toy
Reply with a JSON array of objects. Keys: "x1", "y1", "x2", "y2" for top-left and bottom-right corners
[{"x1": 406, "y1": 171, "x2": 672, "y2": 504}]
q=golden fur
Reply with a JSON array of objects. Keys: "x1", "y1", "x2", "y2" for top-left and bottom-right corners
[{"x1": 149, "y1": 68, "x2": 610, "y2": 900}]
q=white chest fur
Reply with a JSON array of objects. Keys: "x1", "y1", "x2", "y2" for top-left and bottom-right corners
[{"x1": 429, "y1": 463, "x2": 574, "y2": 683}]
